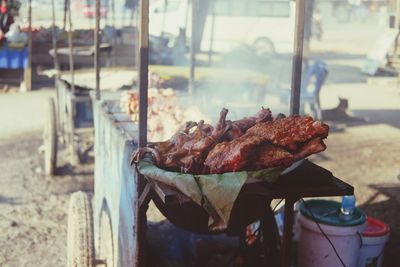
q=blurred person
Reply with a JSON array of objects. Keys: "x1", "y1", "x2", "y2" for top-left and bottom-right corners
[
  {"x1": 0, "y1": 0, "x2": 20, "y2": 43},
  {"x1": 0, "y1": 0, "x2": 13, "y2": 42},
  {"x1": 122, "y1": 0, "x2": 137, "y2": 25},
  {"x1": 312, "y1": 7, "x2": 323, "y2": 41}
]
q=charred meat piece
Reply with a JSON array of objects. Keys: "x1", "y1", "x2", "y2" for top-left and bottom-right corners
[
  {"x1": 293, "y1": 137, "x2": 327, "y2": 161},
  {"x1": 190, "y1": 108, "x2": 230, "y2": 153},
  {"x1": 230, "y1": 107, "x2": 272, "y2": 133},
  {"x1": 204, "y1": 135, "x2": 263, "y2": 174},
  {"x1": 246, "y1": 115, "x2": 329, "y2": 151},
  {"x1": 249, "y1": 143, "x2": 293, "y2": 171},
  {"x1": 274, "y1": 113, "x2": 286, "y2": 120}
]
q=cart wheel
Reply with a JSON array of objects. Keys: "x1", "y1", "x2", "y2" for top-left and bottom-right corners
[
  {"x1": 253, "y1": 37, "x2": 276, "y2": 58},
  {"x1": 98, "y1": 202, "x2": 114, "y2": 267},
  {"x1": 67, "y1": 191, "x2": 95, "y2": 267},
  {"x1": 43, "y1": 97, "x2": 57, "y2": 175}
]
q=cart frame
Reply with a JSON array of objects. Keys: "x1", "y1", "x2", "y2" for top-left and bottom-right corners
[{"x1": 65, "y1": 0, "x2": 343, "y2": 267}]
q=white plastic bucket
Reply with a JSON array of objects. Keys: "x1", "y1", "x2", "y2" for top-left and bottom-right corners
[
  {"x1": 298, "y1": 214, "x2": 366, "y2": 267},
  {"x1": 357, "y1": 217, "x2": 390, "y2": 267},
  {"x1": 357, "y1": 234, "x2": 389, "y2": 267}
]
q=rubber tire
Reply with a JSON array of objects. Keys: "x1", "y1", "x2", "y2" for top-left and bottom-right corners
[
  {"x1": 253, "y1": 37, "x2": 276, "y2": 58},
  {"x1": 98, "y1": 202, "x2": 114, "y2": 267},
  {"x1": 67, "y1": 192, "x2": 95, "y2": 267},
  {"x1": 43, "y1": 97, "x2": 57, "y2": 175}
]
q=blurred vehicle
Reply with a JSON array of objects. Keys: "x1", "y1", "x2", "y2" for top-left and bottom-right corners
[
  {"x1": 149, "y1": 0, "x2": 296, "y2": 55},
  {"x1": 75, "y1": 0, "x2": 108, "y2": 18}
]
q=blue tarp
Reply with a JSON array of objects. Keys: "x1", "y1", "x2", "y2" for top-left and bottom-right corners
[{"x1": 0, "y1": 46, "x2": 28, "y2": 69}]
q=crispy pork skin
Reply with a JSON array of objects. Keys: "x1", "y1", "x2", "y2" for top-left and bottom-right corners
[
  {"x1": 246, "y1": 115, "x2": 329, "y2": 151},
  {"x1": 250, "y1": 144, "x2": 294, "y2": 170},
  {"x1": 204, "y1": 135, "x2": 263, "y2": 174},
  {"x1": 293, "y1": 137, "x2": 327, "y2": 161}
]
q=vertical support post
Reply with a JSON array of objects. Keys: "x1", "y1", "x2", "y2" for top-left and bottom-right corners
[
  {"x1": 67, "y1": 0, "x2": 76, "y2": 166},
  {"x1": 63, "y1": 0, "x2": 68, "y2": 30},
  {"x1": 51, "y1": 0, "x2": 60, "y2": 126},
  {"x1": 111, "y1": 0, "x2": 116, "y2": 29},
  {"x1": 189, "y1": 0, "x2": 197, "y2": 95},
  {"x1": 281, "y1": 197, "x2": 296, "y2": 267},
  {"x1": 290, "y1": 0, "x2": 306, "y2": 115},
  {"x1": 95, "y1": 0, "x2": 101, "y2": 100},
  {"x1": 67, "y1": 0, "x2": 75, "y2": 95},
  {"x1": 26, "y1": 0, "x2": 33, "y2": 91},
  {"x1": 208, "y1": 4, "x2": 215, "y2": 66},
  {"x1": 136, "y1": 1, "x2": 149, "y2": 266},
  {"x1": 396, "y1": 0, "x2": 400, "y2": 29},
  {"x1": 51, "y1": 0, "x2": 59, "y2": 72}
]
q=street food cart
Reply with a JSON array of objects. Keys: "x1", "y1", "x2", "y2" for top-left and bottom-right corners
[{"x1": 65, "y1": 0, "x2": 355, "y2": 266}]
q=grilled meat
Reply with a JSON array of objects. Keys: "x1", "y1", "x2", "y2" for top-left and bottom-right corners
[
  {"x1": 132, "y1": 108, "x2": 329, "y2": 175},
  {"x1": 249, "y1": 143, "x2": 294, "y2": 170},
  {"x1": 246, "y1": 115, "x2": 329, "y2": 151},
  {"x1": 204, "y1": 135, "x2": 264, "y2": 174},
  {"x1": 293, "y1": 137, "x2": 327, "y2": 161}
]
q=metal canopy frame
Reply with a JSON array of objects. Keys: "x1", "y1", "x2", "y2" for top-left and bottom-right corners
[
  {"x1": 134, "y1": 0, "x2": 306, "y2": 266},
  {"x1": 137, "y1": 0, "x2": 305, "y2": 147}
]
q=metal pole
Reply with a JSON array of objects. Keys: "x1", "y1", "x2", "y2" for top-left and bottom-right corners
[
  {"x1": 208, "y1": 7, "x2": 215, "y2": 65},
  {"x1": 63, "y1": 0, "x2": 67, "y2": 30},
  {"x1": 67, "y1": 0, "x2": 75, "y2": 94},
  {"x1": 111, "y1": 0, "x2": 116, "y2": 29},
  {"x1": 138, "y1": 1, "x2": 149, "y2": 149},
  {"x1": 95, "y1": 0, "x2": 101, "y2": 100},
  {"x1": 51, "y1": 0, "x2": 59, "y2": 72},
  {"x1": 189, "y1": 0, "x2": 196, "y2": 95},
  {"x1": 136, "y1": 1, "x2": 149, "y2": 265},
  {"x1": 51, "y1": 0, "x2": 60, "y2": 130},
  {"x1": 396, "y1": 0, "x2": 400, "y2": 29},
  {"x1": 67, "y1": 0, "x2": 76, "y2": 166},
  {"x1": 290, "y1": 0, "x2": 306, "y2": 115},
  {"x1": 26, "y1": 0, "x2": 33, "y2": 91}
]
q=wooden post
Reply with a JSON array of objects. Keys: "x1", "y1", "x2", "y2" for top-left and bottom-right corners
[
  {"x1": 26, "y1": 0, "x2": 33, "y2": 91},
  {"x1": 136, "y1": 0, "x2": 149, "y2": 266},
  {"x1": 95, "y1": 0, "x2": 101, "y2": 100},
  {"x1": 290, "y1": 0, "x2": 306, "y2": 115}
]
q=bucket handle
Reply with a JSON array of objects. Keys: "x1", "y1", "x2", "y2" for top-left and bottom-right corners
[{"x1": 357, "y1": 231, "x2": 363, "y2": 248}]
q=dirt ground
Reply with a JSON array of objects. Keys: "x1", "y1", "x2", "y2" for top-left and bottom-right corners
[
  {"x1": 1, "y1": 87, "x2": 400, "y2": 266},
  {"x1": 0, "y1": 89, "x2": 93, "y2": 267},
  {"x1": 2, "y1": 40, "x2": 400, "y2": 264}
]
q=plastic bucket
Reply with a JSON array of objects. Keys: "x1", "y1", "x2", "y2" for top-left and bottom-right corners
[
  {"x1": 357, "y1": 217, "x2": 390, "y2": 267},
  {"x1": 298, "y1": 200, "x2": 366, "y2": 267}
]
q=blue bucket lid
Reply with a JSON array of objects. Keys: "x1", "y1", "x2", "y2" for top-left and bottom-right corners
[{"x1": 299, "y1": 199, "x2": 366, "y2": 227}]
